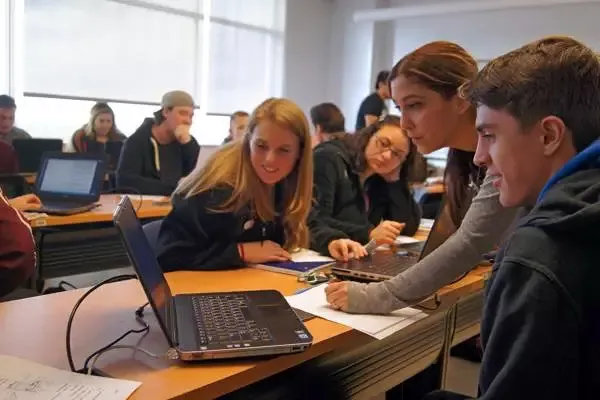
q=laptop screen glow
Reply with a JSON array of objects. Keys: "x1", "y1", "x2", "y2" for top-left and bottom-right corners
[{"x1": 39, "y1": 158, "x2": 98, "y2": 195}]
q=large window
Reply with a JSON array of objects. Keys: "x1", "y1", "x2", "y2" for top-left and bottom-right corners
[
  {"x1": 0, "y1": 1, "x2": 9, "y2": 94},
  {"x1": 6, "y1": 0, "x2": 285, "y2": 145}
]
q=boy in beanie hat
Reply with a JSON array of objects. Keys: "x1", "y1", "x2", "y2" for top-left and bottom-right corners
[{"x1": 116, "y1": 90, "x2": 200, "y2": 195}]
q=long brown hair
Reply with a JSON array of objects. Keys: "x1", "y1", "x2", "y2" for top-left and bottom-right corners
[
  {"x1": 84, "y1": 102, "x2": 121, "y2": 141},
  {"x1": 341, "y1": 115, "x2": 416, "y2": 183},
  {"x1": 175, "y1": 98, "x2": 313, "y2": 250},
  {"x1": 389, "y1": 41, "x2": 484, "y2": 225}
]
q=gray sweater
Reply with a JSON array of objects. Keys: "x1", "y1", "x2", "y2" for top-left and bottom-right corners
[
  {"x1": 0, "y1": 127, "x2": 31, "y2": 145},
  {"x1": 346, "y1": 172, "x2": 519, "y2": 314}
]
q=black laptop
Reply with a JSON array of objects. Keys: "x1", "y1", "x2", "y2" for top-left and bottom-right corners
[
  {"x1": 27, "y1": 152, "x2": 105, "y2": 215},
  {"x1": 12, "y1": 138, "x2": 63, "y2": 173},
  {"x1": 331, "y1": 198, "x2": 457, "y2": 282},
  {"x1": 113, "y1": 196, "x2": 313, "y2": 361}
]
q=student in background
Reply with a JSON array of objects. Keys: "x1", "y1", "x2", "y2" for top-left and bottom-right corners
[
  {"x1": 156, "y1": 98, "x2": 365, "y2": 272},
  {"x1": 354, "y1": 70, "x2": 391, "y2": 130},
  {"x1": 425, "y1": 36, "x2": 600, "y2": 400},
  {"x1": 223, "y1": 111, "x2": 249, "y2": 144},
  {"x1": 70, "y1": 102, "x2": 126, "y2": 153},
  {"x1": 326, "y1": 41, "x2": 519, "y2": 316},
  {"x1": 309, "y1": 102, "x2": 345, "y2": 147},
  {"x1": 0, "y1": 192, "x2": 39, "y2": 299},
  {"x1": 0, "y1": 95, "x2": 31, "y2": 145},
  {"x1": 116, "y1": 91, "x2": 200, "y2": 196},
  {"x1": 309, "y1": 115, "x2": 421, "y2": 254}
]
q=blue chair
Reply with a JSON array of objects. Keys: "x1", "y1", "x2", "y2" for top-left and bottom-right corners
[{"x1": 142, "y1": 219, "x2": 163, "y2": 253}]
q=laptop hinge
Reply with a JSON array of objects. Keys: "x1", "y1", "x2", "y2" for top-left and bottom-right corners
[{"x1": 168, "y1": 298, "x2": 179, "y2": 346}]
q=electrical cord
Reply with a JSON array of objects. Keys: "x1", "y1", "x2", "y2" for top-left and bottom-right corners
[
  {"x1": 66, "y1": 274, "x2": 137, "y2": 373},
  {"x1": 82, "y1": 302, "x2": 150, "y2": 374},
  {"x1": 87, "y1": 345, "x2": 170, "y2": 375}
]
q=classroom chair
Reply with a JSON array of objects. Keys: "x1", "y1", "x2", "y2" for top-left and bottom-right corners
[{"x1": 142, "y1": 219, "x2": 163, "y2": 252}]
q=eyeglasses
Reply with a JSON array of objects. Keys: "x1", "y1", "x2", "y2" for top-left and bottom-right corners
[{"x1": 374, "y1": 136, "x2": 406, "y2": 159}]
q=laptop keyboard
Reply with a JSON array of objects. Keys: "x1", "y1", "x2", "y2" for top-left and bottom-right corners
[
  {"x1": 348, "y1": 251, "x2": 420, "y2": 276},
  {"x1": 191, "y1": 294, "x2": 273, "y2": 347}
]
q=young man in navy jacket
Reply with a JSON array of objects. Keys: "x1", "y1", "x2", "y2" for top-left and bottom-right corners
[
  {"x1": 116, "y1": 91, "x2": 200, "y2": 196},
  {"x1": 425, "y1": 36, "x2": 600, "y2": 399}
]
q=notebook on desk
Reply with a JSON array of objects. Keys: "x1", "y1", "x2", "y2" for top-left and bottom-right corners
[
  {"x1": 252, "y1": 249, "x2": 335, "y2": 276},
  {"x1": 26, "y1": 152, "x2": 105, "y2": 215},
  {"x1": 113, "y1": 196, "x2": 313, "y2": 361}
]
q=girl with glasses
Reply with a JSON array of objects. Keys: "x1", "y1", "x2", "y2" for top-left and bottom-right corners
[{"x1": 309, "y1": 115, "x2": 421, "y2": 255}]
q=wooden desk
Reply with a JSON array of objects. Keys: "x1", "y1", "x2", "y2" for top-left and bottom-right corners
[
  {"x1": 28, "y1": 194, "x2": 171, "y2": 290},
  {"x1": 0, "y1": 267, "x2": 486, "y2": 400},
  {"x1": 29, "y1": 194, "x2": 171, "y2": 228}
]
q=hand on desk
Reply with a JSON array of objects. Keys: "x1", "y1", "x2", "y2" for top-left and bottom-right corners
[
  {"x1": 239, "y1": 241, "x2": 291, "y2": 264},
  {"x1": 328, "y1": 239, "x2": 367, "y2": 262},
  {"x1": 325, "y1": 280, "x2": 350, "y2": 312},
  {"x1": 369, "y1": 221, "x2": 405, "y2": 245},
  {"x1": 9, "y1": 194, "x2": 41, "y2": 211}
]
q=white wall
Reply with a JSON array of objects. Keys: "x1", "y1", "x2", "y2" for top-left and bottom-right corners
[
  {"x1": 283, "y1": 0, "x2": 392, "y2": 130},
  {"x1": 283, "y1": 0, "x2": 336, "y2": 117},
  {"x1": 392, "y1": 2, "x2": 600, "y2": 61}
]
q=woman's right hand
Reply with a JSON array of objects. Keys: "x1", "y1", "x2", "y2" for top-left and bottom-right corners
[
  {"x1": 369, "y1": 220, "x2": 405, "y2": 245},
  {"x1": 238, "y1": 241, "x2": 291, "y2": 264}
]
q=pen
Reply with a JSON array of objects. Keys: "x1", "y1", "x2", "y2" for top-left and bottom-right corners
[{"x1": 365, "y1": 239, "x2": 378, "y2": 255}]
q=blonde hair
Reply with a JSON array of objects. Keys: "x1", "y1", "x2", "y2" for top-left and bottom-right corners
[
  {"x1": 175, "y1": 98, "x2": 313, "y2": 250},
  {"x1": 84, "y1": 102, "x2": 120, "y2": 140}
]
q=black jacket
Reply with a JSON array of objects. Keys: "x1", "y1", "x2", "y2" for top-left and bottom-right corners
[
  {"x1": 479, "y1": 140, "x2": 600, "y2": 399},
  {"x1": 156, "y1": 185, "x2": 286, "y2": 272},
  {"x1": 309, "y1": 139, "x2": 421, "y2": 254},
  {"x1": 116, "y1": 118, "x2": 200, "y2": 195}
]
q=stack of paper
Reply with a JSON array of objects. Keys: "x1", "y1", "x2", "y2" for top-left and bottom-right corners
[
  {"x1": 290, "y1": 249, "x2": 334, "y2": 263},
  {"x1": 0, "y1": 355, "x2": 141, "y2": 400},
  {"x1": 286, "y1": 284, "x2": 427, "y2": 340},
  {"x1": 394, "y1": 235, "x2": 422, "y2": 245},
  {"x1": 420, "y1": 218, "x2": 435, "y2": 230}
]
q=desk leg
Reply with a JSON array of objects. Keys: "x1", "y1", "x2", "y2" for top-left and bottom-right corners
[{"x1": 438, "y1": 304, "x2": 458, "y2": 389}]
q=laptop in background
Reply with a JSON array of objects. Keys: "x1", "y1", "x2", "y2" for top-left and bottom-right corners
[
  {"x1": 113, "y1": 196, "x2": 313, "y2": 361},
  {"x1": 12, "y1": 138, "x2": 63, "y2": 173},
  {"x1": 331, "y1": 198, "x2": 457, "y2": 282},
  {"x1": 27, "y1": 152, "x2": 106, "y2": 215}
]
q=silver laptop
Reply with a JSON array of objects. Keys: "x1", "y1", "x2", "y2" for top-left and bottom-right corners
[
  {"x1": 331, "y1": 198, "x2": 457, "y2": 282},
  {"x1": 113, "y1": 196, "x2": 313, "y2": 361}
]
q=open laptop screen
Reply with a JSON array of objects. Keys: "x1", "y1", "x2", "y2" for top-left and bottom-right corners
[
  {"x1": 419, "y1": 198, "x2": 458, "y2": 260},
  {"x1": 39, "y1": 158, "x2": 98, "y2": 195},
  {"x1": 113, "y1": 196, "x2": 175, "y2": 346}
]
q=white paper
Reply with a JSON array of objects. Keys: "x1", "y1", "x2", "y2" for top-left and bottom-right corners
[
  {"x1": 285, "y1": 284, "x2": 427, "y2": 340},
  {"x1": 290, "y1": 249, "x2": 334, "y2": 263},
  {"x1": 394, "y1": 235, "x2": 422, "y2": 245},
  {"x1": 419, "y1": 218, "x2": 435, "y2": 230},
  {"x1": 0, "y1": 355, "x2": 141, "y2": 400}
]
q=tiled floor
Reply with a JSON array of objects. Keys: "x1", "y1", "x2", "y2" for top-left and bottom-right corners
[{"x1": 446, "y1": 357, "x2": 480, "y2": 397}]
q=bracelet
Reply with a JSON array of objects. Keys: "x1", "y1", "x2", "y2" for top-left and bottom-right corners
[{"x1": 238, "y1": 243, "x2": 245, "y2": 261}]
